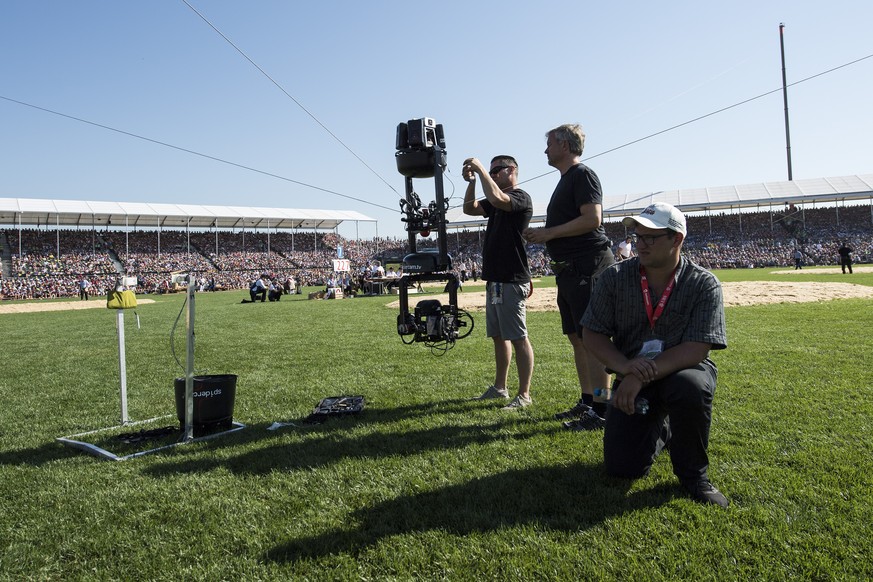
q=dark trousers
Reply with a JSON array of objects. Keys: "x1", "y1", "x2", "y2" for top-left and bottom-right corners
[
  {"x1": 250, "y1": 289, "x2": 267, "y2": 302},
  {"x1": 841, "y1": 258, "x2": 853, "y2": 274},
  {"x1": 604, "y1": 362, "x2": 716, "y2": 484}
]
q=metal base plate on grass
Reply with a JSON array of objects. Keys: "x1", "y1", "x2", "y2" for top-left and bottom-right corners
[{"x1": 56, "y1": 416, "x2": 246, "y2": 462}]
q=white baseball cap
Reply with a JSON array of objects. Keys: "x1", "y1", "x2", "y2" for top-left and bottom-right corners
[{"x1": 622, "y1": 202, "x2": 687, "y2": 236}]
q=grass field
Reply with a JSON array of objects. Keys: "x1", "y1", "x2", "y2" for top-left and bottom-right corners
[{"x1": 2, "y1": 268, "x2": 873, "y2": 580}]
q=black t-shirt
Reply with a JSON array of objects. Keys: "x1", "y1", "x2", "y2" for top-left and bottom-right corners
[
  {"x1": 544, "y1": 163, "x2": 611, "y2": 260},
  {"x1": 480, "y1": 188, "x2": 533, "y2": 283}
]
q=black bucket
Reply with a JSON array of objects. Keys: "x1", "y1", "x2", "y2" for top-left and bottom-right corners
[{"x1": 174, "y1": 374, "x2": 237, "y2": 434}]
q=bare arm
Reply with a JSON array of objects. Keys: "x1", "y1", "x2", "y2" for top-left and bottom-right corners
[
  {"x1": 463, "y1": 158, "x2": 513, "y2": 211},
  {"x1": 462, "y1": 177, "x2": 486, "y2": 217},
  {"x1": 523, "y1": 202, "x2": 601, "y2": 244}
]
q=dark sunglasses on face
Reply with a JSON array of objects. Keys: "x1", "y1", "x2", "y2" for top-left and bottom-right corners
[{"x1": 489, "y1": 165, "x2": 512, "y2": 175}]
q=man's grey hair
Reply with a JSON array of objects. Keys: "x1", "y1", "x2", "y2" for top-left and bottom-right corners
[{"x1": 547, "y1": 124, "x2": 586, "y2": 156}]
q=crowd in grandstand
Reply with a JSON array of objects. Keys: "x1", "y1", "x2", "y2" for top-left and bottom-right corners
[{"x1": 1, "y1": 204, "x2": 871, "y2": 300}]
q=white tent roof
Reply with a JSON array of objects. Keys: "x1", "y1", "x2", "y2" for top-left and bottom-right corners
[
  {"x1": 601, "y1": 174, "x2": 873, "y2": 215},
  {"x1": 0, "y1": 198, "x2": 375, "y2": 230},
  {"x1": 446, "y1": 173, "x2": 873, "y2": 229}
]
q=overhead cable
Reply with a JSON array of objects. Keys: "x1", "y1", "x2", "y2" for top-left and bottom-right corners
[
  {"x1": 180, "y1": 0, "x2": 400, "y2": 197},
  {"x1": 3, "y1": 51, "x2": 870, "y2": 215},
  {"x1": 0, "y1": 94, "x2": 398, "y2": 213},
  {"x1": 515, "y1": 52, "x2": 873, "y2": 189}
]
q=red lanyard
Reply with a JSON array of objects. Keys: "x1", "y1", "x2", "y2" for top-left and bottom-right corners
[{"x1": 640, "y1": 265, "x2": 677, "y2": 331}]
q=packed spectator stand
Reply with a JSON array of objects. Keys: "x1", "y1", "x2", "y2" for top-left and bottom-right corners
[{"x1": 1, "y1": 204, "x2": 871, "y2": 300}]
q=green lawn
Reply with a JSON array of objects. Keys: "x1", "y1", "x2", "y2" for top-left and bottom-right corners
[{"x1": 1, "y1": 269, "x2": 872, "y2": 580}]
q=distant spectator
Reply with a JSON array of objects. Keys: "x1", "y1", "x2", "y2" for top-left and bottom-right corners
[
  {"x1": 793, "y1": 248, "x2": 804, "y2": 270},
  {"x1": 249, "y1": 275, "x2": 268, "y2": 302},
  {"x1": 77, "y1": 276, "x2": 90, "y2": 300},
  {"x1": 838, "y1": 241, "x2": 853, "y2": 274},
  {"x1": 617, "y1": 236, "x2": 634, "y2": 261},
  {"x1": 268, "y1": 280, "x2": 283, "y2": 302}
]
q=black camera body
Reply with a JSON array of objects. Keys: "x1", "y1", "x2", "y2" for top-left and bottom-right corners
[
  {"x1": 393, "y1": 118, "x2": 472, "y2": 352},
  {"x1": 396, "y1": 118, "x2": 449, "y2": 266},
  {"x1": 397, "y1": 298, "x2": 457, "y2": 343},
  {"x1": 395, "y1": 117, "x2": 446, "y2": 179},
  {"x1": 395, "y1": 272, "x2": 469, "y2": 350}
]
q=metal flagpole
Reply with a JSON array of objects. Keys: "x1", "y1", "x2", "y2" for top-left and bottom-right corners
[{"x1": 780, "y1": 23, "x2": 793, "y2": 181}]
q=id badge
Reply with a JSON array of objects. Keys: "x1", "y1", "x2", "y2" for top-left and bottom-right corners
[
  {"x1": 491, "y1": 282, "x2": 503, "y2": 305},
  {"x1": 638, "y1": 339, "x2": 664, "y2": 360}
]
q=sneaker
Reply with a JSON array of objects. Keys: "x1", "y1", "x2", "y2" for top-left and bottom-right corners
[
  {"x1": 474, "y1": 385, "x2": 510, "y2": 400},
  {"x1": 501, "y1": 394, "x2": 532, "y2": 410},
  {"x1": 682, "y1": 479, "x2": 729, "y2": 508},
  {"x1": 554, "y1": 398, "x2": 590, "y2": 420},
  {"x1": 562, "y1": 408, "x2": 605, "y2": 431}
]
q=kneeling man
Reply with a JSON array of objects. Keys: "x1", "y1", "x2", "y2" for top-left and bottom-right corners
[{"x1": 581, "y1": 202, "x2": 729, "y2": 507}]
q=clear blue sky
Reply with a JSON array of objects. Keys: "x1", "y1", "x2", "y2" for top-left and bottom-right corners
[{"x1": 2, "y1": 1, "x2": 871, "y2": 239}]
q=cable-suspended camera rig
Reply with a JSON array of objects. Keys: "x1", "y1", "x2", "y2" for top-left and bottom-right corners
[{"x1": 394, "y1": 117, "x2": 473, "y2": 353}]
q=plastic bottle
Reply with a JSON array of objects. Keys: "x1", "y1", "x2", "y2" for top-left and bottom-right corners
[{"x1": 594, "y1": 388, "x2": 649, "y2": 415}]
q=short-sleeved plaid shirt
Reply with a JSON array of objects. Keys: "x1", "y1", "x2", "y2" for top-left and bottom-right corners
[{"x1": 581, "y1": 256, "x2": 727, "y2": 362}]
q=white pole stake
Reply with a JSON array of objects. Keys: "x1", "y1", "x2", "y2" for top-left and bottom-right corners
[{"x1": 117, "y1": 309, "x2": 129, "y2": 424}]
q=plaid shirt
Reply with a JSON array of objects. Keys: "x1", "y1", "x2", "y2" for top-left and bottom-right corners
[{"x1": 581, "y1": 256, "x2": 727, "y2": 362}]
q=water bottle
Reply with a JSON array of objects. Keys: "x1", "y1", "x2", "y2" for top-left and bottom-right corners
[{"x1": 594, "y1": 388, "x2": 649, "y2": 415}]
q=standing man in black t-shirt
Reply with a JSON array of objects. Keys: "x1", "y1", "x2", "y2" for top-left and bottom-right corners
[
  {"x1": 463, "y1": 155, "x2": 535, "y2": 410},
  {"x1": 524, "y1": 124, "x2": 615, "y2": 429},
  {"x1": 838, "y1": 241, "x2": 853, "y2": 274}
]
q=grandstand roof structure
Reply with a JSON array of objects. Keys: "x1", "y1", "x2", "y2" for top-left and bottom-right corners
[
  {"x1": 446, "y1": 174, "x2": 873, "y2": 229},
  {"x1": 0, "y1": 198, "x2": 375, "y2": 231}
]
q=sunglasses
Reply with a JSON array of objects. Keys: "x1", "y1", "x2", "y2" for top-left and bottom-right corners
[{"x1": 489, "y1": 165, "x2": 512, "y2": 175}]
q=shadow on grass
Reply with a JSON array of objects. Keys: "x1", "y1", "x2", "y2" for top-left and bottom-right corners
[
  {"x1": 1, "y1": 397, "x2": 509, "y2": 467},
  {"x1": 137, "y1": 395, "x2": 551, "y2": 476},
  {"x1": 142, "y1": 418, "x2": 561, "y2": 477},
  {"x1": 273, "y1": 396, "x2": 512, "y2": 426},
  {"x1": 0, "y1": 441, "x2": 83, "y2": 466},
  {"x1": 264, "y1": 463, "x2": 678, "y2": 562},
  {"x1": 358, "y1": 397, "x2": 518, "y2": 423}
]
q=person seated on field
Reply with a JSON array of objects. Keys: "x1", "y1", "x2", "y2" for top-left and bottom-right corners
[
  {"x1": 341, "y1": 273, "x2": 354, "y2": 296},
  {"x1": 384, "y1": 267, "x2": 401, "y2": 291},
  {"x1": 324, "y1": 273, "x2": 338, "y2": 299}
]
